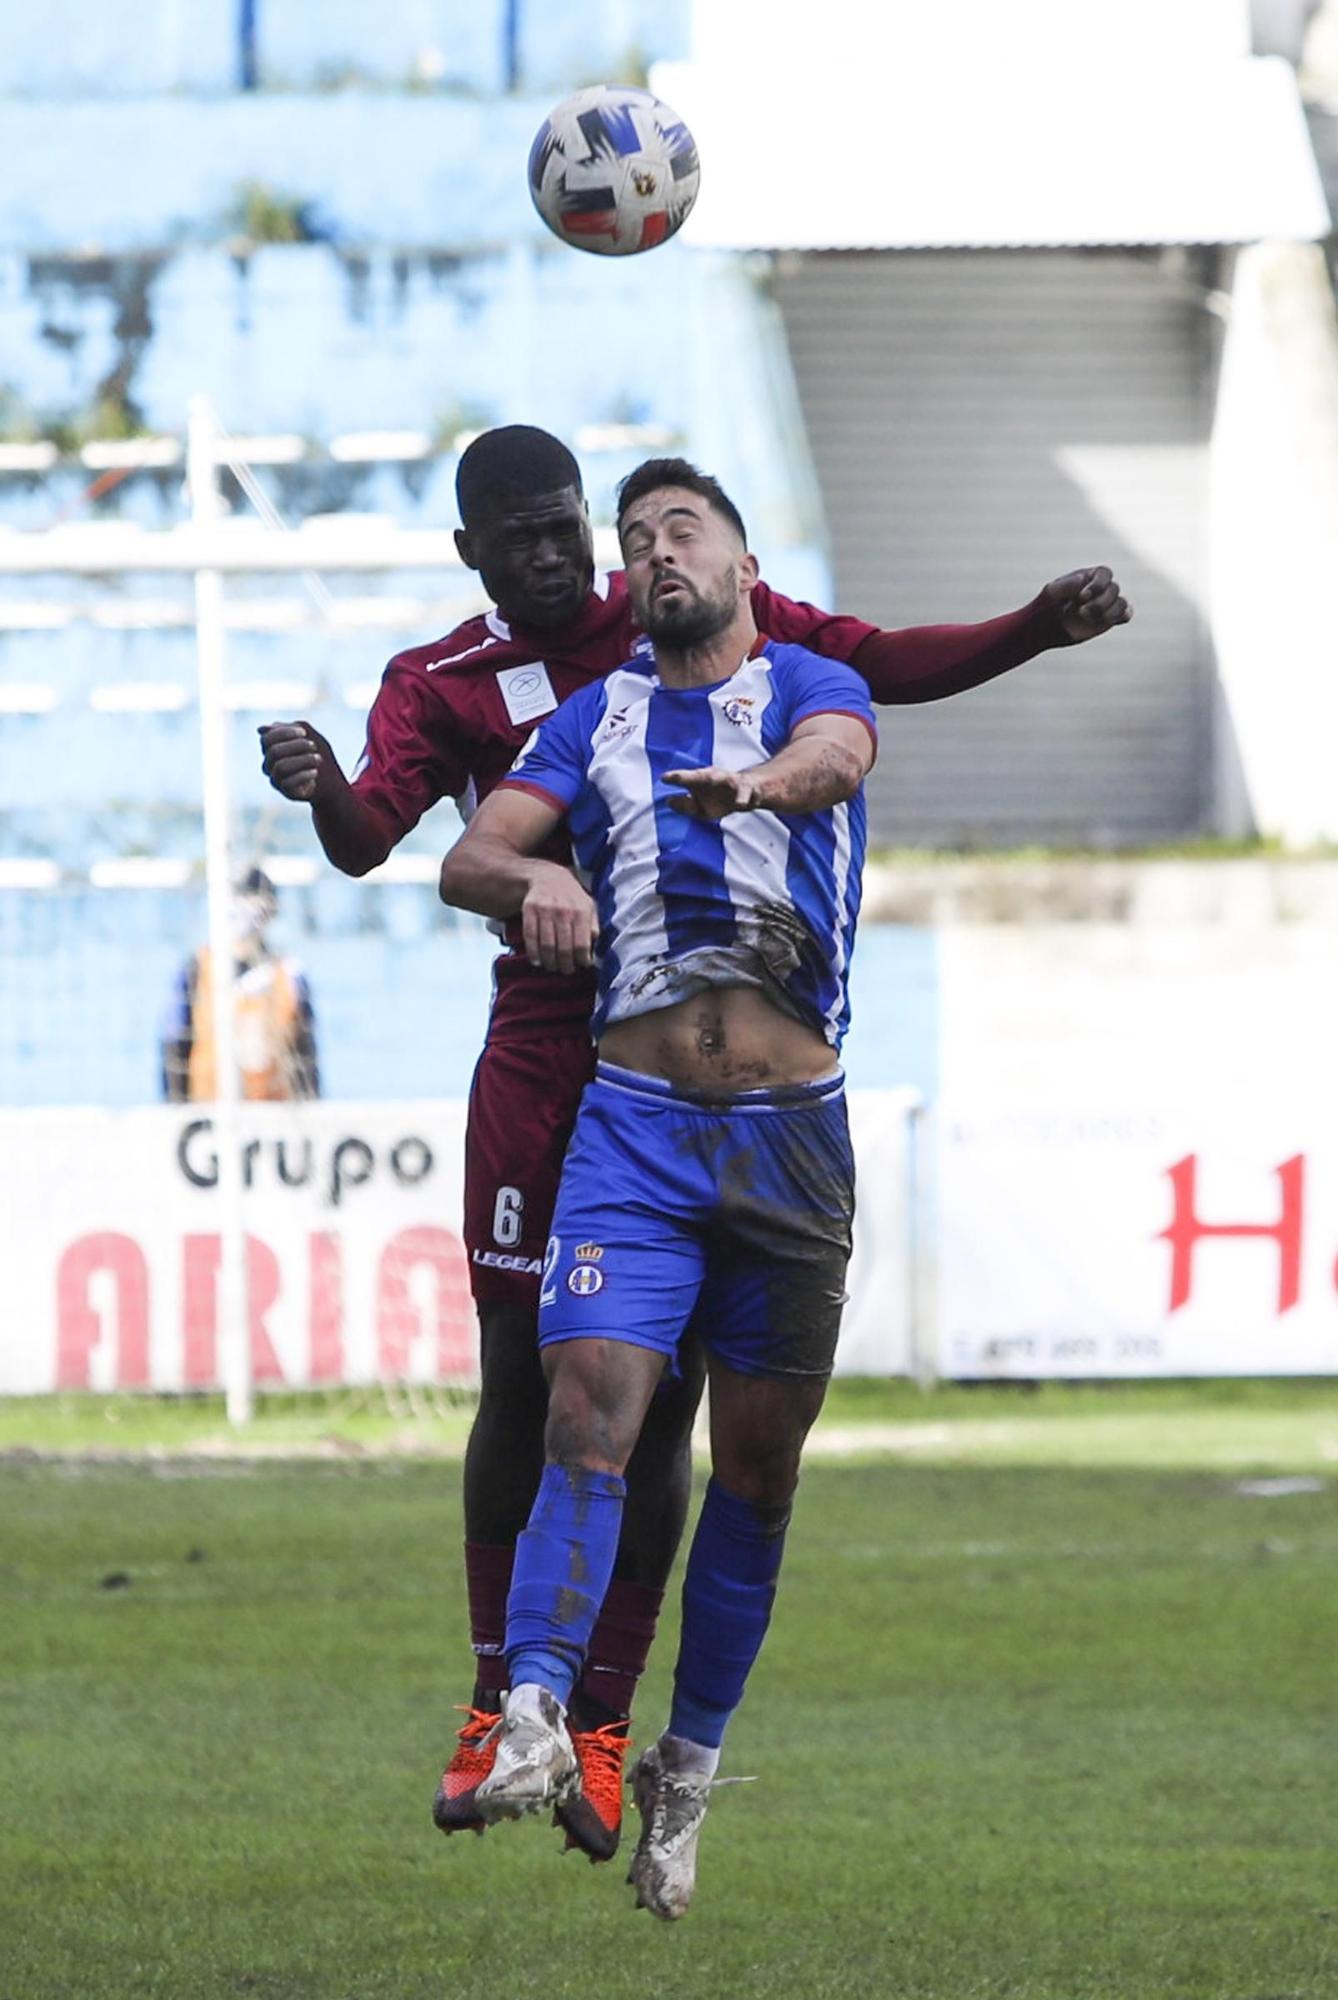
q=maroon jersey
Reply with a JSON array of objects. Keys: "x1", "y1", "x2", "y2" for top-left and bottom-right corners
[
  {"x1": 351, "y1": 566, "x2": 1062, "y2": 1044},
  {"x1": 350, "y1": 570, "x2": 899, "y2": 833},
  {"x1": 349, "y1": 565, "x2": 1063, "y2": 1301},
  {"x1": 351, "y1": 571, "x2": 873, "y2": 1040}
]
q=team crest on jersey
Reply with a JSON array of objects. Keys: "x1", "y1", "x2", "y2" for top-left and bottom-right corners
[
  {"x1": 568, "y1": 1263, "x2": 604, "y2": 1296},
  {"x1": 574, "y1": 1241, "x2": 604, "y2": 1262},
  {"x1": 722, "y1": 695, "x2": 756, "y2": 727}
]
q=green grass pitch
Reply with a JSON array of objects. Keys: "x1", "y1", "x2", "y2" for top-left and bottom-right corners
[{"x1": 2, "y1": 1389, "x2": 1336, "y2": 1998}]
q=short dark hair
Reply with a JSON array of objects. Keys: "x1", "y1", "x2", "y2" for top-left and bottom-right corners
[
  {"x1": 455, "y1": 425, "x2": 583, "y2": 529},
  {"x1": 616, "y1": 457, "x2": 747, "y2": 547}
]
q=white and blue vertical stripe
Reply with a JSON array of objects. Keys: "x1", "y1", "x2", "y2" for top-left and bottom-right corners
[{"x1": 504, "y1": 641, "x2": 874, "y2": 1048}]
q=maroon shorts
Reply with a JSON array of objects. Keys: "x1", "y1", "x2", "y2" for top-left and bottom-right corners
[{"x1": 463, "y1": 1033, "x2": 597, "y2": 1307}]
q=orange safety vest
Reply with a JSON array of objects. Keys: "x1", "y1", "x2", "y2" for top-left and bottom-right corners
[{"x1": 186, "y1": 948, "x2": 304, "y2": 1102}]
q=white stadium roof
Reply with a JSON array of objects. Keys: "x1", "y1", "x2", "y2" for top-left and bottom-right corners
[{"x1": 653, "y1": 54, "x2": 1331, "y2": 251}]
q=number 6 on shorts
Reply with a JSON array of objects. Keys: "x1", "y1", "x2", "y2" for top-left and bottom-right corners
[{"x1": 492, "y1": 1184, "x2": 525, "y2": 1248}]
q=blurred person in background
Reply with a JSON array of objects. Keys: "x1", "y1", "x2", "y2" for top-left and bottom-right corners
[{"x1": 160, "y1": 865, "x2": 320, "y2": 1102}]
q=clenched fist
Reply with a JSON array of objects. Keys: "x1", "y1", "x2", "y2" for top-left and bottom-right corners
[
  {"x1": 258, "y1": 722, "x2": 342, "y2": 805},
  {"x1": 1042, "y1": 566, "x2": 1132, "y2": 644}
]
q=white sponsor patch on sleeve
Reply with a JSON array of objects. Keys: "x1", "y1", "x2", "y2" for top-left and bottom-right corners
[{"x1": 497, "y1": 662, "x2": 557, "y2": 727}]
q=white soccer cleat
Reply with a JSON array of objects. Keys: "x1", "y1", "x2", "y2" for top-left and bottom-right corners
[
  {"x1": 473, "y1": 1684, "x2": 578, "y2": 1822},
  {"x1": 627, "y1": 1740, "x2": 714, "y2": 1921}
]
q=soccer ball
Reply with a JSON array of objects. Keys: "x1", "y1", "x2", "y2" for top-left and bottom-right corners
[{"x1": 528, "y1": 84, "x2": 700, "y2": 257}]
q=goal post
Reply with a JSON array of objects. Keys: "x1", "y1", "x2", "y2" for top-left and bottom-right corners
[{"x1": 189, "y1": 398, "x2": 250, "y2": 1424}]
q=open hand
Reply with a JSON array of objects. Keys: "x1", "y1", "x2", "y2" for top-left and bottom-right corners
[
  {"x1": 663, "y1": 766, "x2": 761, "y2": 820},
  {"x1": 1042, "y1": 567, "x2": 1132, "y2": 644},
  {"x1": 259, "y1": 721, "x2": 340, "y2": 804}
]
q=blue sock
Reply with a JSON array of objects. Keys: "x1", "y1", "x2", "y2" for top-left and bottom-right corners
[
  {"x1": 669, "y1": 1477, "x2": 792, "y2": 1750},
  {"x1": 505, "y1": 1462, "x2": 626, "y2": 1706}
]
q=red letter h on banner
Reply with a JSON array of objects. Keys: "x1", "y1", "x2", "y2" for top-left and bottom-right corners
[{"x1": 1159, "y1": 1155, "x2": 1305, "y2": 1313}]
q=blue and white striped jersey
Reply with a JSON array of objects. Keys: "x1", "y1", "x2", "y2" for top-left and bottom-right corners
[{"x1": 499, "y1": 640, "x2": 876, "y2": 1049}]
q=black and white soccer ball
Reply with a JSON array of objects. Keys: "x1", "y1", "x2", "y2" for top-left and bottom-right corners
[{"x1": 528, "y1": 84, "x2": 700, "y2": 257}]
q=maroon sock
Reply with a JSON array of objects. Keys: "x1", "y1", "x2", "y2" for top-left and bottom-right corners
[
  {"x1": 576, "y1": 1578, "x2": 665, "y2": 1723},
  {"x1": 463, "y1": 1541, "x2": 514, "y2": 1706}
]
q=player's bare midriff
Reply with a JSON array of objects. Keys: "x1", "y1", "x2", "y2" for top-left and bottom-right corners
[{"x1": 598, "y1": 984, "x2": 838, "y2": 1093}]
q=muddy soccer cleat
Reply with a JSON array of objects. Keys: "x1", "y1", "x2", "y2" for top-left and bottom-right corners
[
  {"x1": 474, "y1": 1684, "x2": 578, "y2": 1822},
  {"x1": 555, "y1": 1718, "x2": 630, "y2": 1862},
  {"x1": 627, "y1": 1739, "x2": 714, "y2": 1921},
  {"x1": 432, "y1": 1705, "x2": 502, "y2": 1835}
]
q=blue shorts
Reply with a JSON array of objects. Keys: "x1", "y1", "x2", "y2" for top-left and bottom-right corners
[{"x1": 538, "y1": 1061, "x2": 855, "y2": 1380}]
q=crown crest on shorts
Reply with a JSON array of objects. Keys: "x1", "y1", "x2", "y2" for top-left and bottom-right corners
[{"x1": 574, "y1": 1242, "x2": 604, "y2": 1263}]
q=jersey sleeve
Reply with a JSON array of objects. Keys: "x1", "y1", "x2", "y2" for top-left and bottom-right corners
[
  {"x1": 849, "y1": 595, "x2": 1065, "y2": 703},
  {"x1": 781, "y1": 647, "x2": 879, "y2": 752},
  {"x1": 754, "y1": 578, "x2": 1070, "y2": 705},
  {"x1": 496, "y1": 687, "x2": 595, "y2": 814},
  {"x1": 349, "y1": 658, "x2": 471, "y2": 838},
  {"x1": 751, "y1": 580, "x2": 879, "y2": 663}
]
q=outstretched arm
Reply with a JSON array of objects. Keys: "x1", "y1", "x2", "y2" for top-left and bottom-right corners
[
  {"x1": 852, "y1": 567, "x2": 1132, "y2": 703},
  {"x1": 439, "y1": 787, "x2": 599, "y2": 976},
  {"x1": 664, "y1": 713, "x2": 874, "y2": 822},
  {"x1": 754, "y1": 568, "x2": 1132, "y2": 705}
]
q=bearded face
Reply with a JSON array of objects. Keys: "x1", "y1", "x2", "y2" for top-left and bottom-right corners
[
  {"x1": 638, "y1": 558, "x2": 740, "y2": 647},
  {"x1": 619, "y1": 485, "x2": 754, "y2": 652}
]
